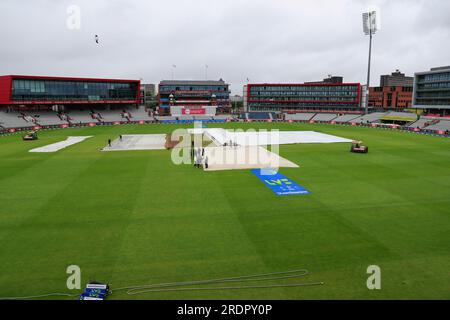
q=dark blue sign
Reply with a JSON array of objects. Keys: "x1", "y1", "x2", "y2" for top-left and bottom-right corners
[{"x1": 251, "y1": 169, "x2": 310, "y2": 196}]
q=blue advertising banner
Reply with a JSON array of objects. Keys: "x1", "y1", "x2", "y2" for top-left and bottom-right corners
[{"x1": 251, "y1": 169, "x2": 310, "y2": 196}]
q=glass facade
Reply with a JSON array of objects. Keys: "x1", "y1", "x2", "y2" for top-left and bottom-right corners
[
  {"x1": 159, "y1": 84, "x2": 230, "y2": 99},
  {"x1": 11, "y1": 79, "x2": 138, "y2": 102},
  {"x1": 158, "y1": 82, "x2": 231, "y2": 110},
  {"x1": 415, "y1": 71, "x2": 450, "y2": 107},
  {"x1": 418, "y1": 72, "x2": 450, "y2": 83},
  {"x1": 248, "y1": 84, "x2": 360, "y2": 111}
]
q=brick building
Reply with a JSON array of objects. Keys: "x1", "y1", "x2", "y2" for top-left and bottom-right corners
[
  {"x1": 368, "y1": 70, "x2": 414, "y2": 110},
  {"x1": 369, "y1": 86, "x2": 413, "y2": 110}
]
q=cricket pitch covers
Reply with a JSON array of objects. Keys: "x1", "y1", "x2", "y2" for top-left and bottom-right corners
[{"x1": 102, "y1": 134, "x2": 167, "y2": 151}]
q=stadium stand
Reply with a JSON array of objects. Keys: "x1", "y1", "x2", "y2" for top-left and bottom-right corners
[
  {"x1": 311, "y1": 113, "x2": 338, "y2": 121},
  {"x1": 1, "y1": 107, "x2": 447, "y2": 136},
  {"x1": 425, "y1": 120, "x2": 450, "y2": 131},
  {"x1": 0, "y1": 111, "x2": 38, "y2": 128},
  {"x1": 129, "y1": 106, "x2": 153, "y2": 121},
  {"x1": 349, "y1": 112, "x2": 387, "y2": 123},
  {"x1": 407, "y1": 118, "x2": 432, "y2": 129},
  {"x1": 333, "y1": 114, "x2": 361, "y2": 123},
  {"x1": 64, "y1": 111, "x2": 98, "y2": 124},
  {"x1": 284, "y1": 113, "x2": 315, "y2": 121},
  {"x1": 95, "y1": 110, "x2": 125, "y2": 123},
  {"x1": 33, "y1": 111, "x2": 69, "y2": 126}
]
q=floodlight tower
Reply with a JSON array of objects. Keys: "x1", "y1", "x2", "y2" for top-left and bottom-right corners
[{"x1": 362, "y1": 11, "x2": 378, "y2": 114}]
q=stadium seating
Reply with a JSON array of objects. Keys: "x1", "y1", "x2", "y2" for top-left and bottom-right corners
[
  {"x1": 311, "y1": 113, "x2": 338, "y2": 121},
  {"x1": 407, "y1": 118, "x2": 431, "y2": 129},
  {"x1": 284, "y1": 113, "x2": 315, "y2": 121},
  {"x1": 0, "y1": 111, "x2": 38, "y2": 128},
  {"x1": 65, "y1": 111, "x2": 98, "y2": 124},
  {"x1": 1, "y1": 107, "x2": 448, "y2": 135},
  {"x1": 33, "y1": 111, "x2": 68, "y2": 126},
  {"x1": 333, "y1": 114, "x2": 361, "y2": 123},
  {"x1": 129, "y1": 107, "x2": 153, "y2": 121},
  {"x1": 424, "y1": 120, "x2": 450, "y2": 131},
  {"x1": 349, "y1": 112, "x2": 387, "y2": 123},
  {"x1": 95, "y1": 110, "x2": 125, "y2": 123}
]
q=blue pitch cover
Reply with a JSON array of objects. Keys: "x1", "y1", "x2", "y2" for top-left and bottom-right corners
[{"x1": 251, "y1": 169, "x2": 310, "y2": 196}]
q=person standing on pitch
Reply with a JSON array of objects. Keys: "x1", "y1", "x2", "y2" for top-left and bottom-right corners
[
  {"x1": 198, "y1": 154, "x2": 201, "y2": 168},
  {"x1": 119, "y1": 135, "x2": 123, "y2": 141},
  {"x1": 198, "y1": 154, "x2": 202, "y2": 169},
  {"x1": 108, "y1": 139, "x2": 112, "y2": 147},
  {"x1": 196, "y1": 149, "x2": 202, "y2": 168}
]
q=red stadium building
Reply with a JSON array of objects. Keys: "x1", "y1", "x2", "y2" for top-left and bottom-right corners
[
  {"x1": 246, "y1": 82, "x2": 362, "y2": 113},
  {"x1": 0, "y1": 75, "x2": 140, "y2": 111}
]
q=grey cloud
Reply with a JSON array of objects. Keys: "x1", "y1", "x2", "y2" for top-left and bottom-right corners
[{"x1": 0, "y1": 0, "x2": 449, "y2": 94}]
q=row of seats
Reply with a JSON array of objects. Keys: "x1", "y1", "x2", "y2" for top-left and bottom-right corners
[
  {"x1": 283, "y1": 111, "x2": 445, "y2": 130},
  {"x1": 349, "y1": 112, "x2": 388, "y2": 123},
  {"x1": 0, "y1": 107, "x2": 152, "y2": 129},
  {"x1": 333, "y1": 114, "x2": 361, "y2": 123},
  {"x1": 0, "y1": 107, "x2": 235, "y2": 129},
  {"x1": 1, "y1": 108, "x2": 447, "y2": 132},
  {"x1": 244, "y1": 111, "x2": 421, "y2": 125},
  {"x1": 311, "y1": 113, "x2": 338, "y2": 121},
  {"x1": 407, "y1": 118, "x2": 433, "y2": 128},
  {"x1": 284, "y1": 113, "x2": 315, "y2": 121},
  {"x1": 0, "y1": 112, "x2": 38, "y2": 128},
  {"x1": 155, "y1": 115, "x2": 234, "y2": 121},
  {"x1": 425, "y1": 120, "x2": 450, "y2": 131}
]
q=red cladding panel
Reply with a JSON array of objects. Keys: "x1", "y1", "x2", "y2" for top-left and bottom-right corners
[
  {"x1": 136, "y1": 79, "x2": 141, "y2": 103},
  {"x1": 0, "y1": 76, "x2": 12, "y2": 104}
]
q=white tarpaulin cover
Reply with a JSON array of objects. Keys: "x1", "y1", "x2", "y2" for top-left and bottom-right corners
[
  {"x1": 29, "y1": 136, "x2": 92, "y2": 153},
  {"x1": 102, "y1": 134, "x2": 167, "y2": 151},
  {"x1": 190, "y1": 128, "x2": 352, "y2": 146},
  {"x1": 203, "y1": 145, "x2": 299, "y2": 171}
]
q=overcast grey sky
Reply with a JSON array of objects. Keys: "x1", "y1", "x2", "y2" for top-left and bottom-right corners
[{"x1": 0, "y1": 0, "x2": 449, "y2": 94}]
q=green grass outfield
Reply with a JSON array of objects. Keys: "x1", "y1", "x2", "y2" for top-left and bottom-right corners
[{"x1": 0, "y1": 122, "x2": 449, "y2": 299}]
